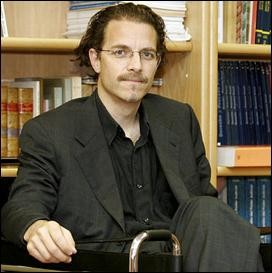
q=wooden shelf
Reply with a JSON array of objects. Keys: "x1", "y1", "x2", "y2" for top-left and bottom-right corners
[
  {"x1": 217, "y1": 166, "x2": 271, "y2": 177},
  {"x1": 1, "y1": 37, "x2": 192, "y2": 53},
  {"x1": 1, "y1": 166, "x2": 18, "y2": 177},
  {"x1": 218, "y1": 43, "x2": 271, "y2": 59}
]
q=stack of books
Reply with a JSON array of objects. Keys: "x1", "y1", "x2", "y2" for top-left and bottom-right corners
[{"x1": 63, "y1": 1, "x2": 191, "y2": 41}]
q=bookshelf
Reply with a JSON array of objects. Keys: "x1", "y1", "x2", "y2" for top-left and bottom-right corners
[
  {"x1": 1, "y1": 1, "x2": 271, "y2": 187},
  {"x1": 1, "y1": 2, "x2": 218, "y2": 184}
]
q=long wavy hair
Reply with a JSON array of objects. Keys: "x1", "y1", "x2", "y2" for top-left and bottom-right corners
[{"x1": 73, "y1": 2, "x2": 167, "y2": 75}]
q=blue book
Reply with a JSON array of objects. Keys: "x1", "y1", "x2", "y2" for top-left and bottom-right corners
[
  {"x1": 229, "y1": 61, "x2": 239, "y2": 145},
  {"x1": 244, "y1": 177, "x2": 258, "y2": 226},
  {"x1": 257, "y1": 177, "x2": 271, "y2": 243},
  {"x1": 227, "y1": 177, "x2": 245, "y2": 219},
  {"x1": 259, "y1": 63, "x2": 271, "y2": 144},
  {"x1": 240, "y1": 62, "x2": 250, "y2": 144},
  {"x1": 233, "y1": 61, "x2": 245, "y2": 144},
  {"x1": 255, "y1": 62, "x2": 267, "y2": 144},
  {"x1": 224, "y1": 62, "x2": 233, "y2": 144},
  {"x1": 249, "y1": 62, "x2": 262, "y2": 144},
  {"x1": 217, "y1": 61, "x2": 226, "y2": 145},
  {"x1": 245, "y1": 61, "x2": 256, "y2": 144},
  {"x1": 69, "y1": 1, "x2": 119, "y2": 10}
]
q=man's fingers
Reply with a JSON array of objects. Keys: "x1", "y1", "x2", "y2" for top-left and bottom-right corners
[
  {"x1": 47, "y1": 222, "x2": 76, "y2": 256},
  {"x1": 38, "y1": 226, "x2": 73, "y2": 263},
  {"x1": 25, "y1": 220, "x2": 75, "y2": 263},
  {"x1": 61, "y1": 227, "x2": 77, "y2": 254},
  {"x1": 27, "y1": 237, "x2": 62, "y2": 263}
]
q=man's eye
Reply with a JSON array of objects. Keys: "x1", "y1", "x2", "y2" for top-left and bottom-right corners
[
  {"x1": 113, "y1": 49, "x2": 127, "y2": 57},
  {"x1": 141, "y1": 51, "x2": 155, "y2": 59}
]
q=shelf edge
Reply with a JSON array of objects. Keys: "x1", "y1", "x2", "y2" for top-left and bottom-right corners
[
  {"x1": 1, "y1": 166, "x2": 18, "y2": 177},
  {"x1": 218, "y1": 43, "x2": 271, "y2": 58},
  {"x1": 217, "y1": 166, "x2": 271, "y2": 177},
  {"x1": 1, "y1": 37, "x2": 192, "y2": 53}
]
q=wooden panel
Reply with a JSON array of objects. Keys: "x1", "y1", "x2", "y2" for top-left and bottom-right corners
[
  {"x1": 4, "y1": 1, "x2": 69, "y2": 38},
  {"x1": 1, "y1": 53, "x2": 83, "y2": 79}
]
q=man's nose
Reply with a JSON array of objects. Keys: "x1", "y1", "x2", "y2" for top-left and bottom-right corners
[{"x1": 127, "y1": 52, "x2": 142, "y2": 72}]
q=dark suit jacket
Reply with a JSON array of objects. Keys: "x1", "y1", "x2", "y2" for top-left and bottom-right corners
[{"x1": 1, "y1": 92, "x2": 217, "y2": 251}]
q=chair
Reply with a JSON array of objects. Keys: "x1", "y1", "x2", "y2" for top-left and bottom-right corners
[
  {"x1": 1, "y1": 229, "x2": 182, "y2": 272},
  {"x1": 1, "y1": 228, "x2": 271, "y2": 272}
]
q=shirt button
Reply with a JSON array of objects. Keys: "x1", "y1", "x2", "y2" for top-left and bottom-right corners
[
  {"x1": 136, "y1": 184, "x2": 143, "y2": 189},
  {"x1": 143, "y1": 218, "x2": 150, "y2": 225}
]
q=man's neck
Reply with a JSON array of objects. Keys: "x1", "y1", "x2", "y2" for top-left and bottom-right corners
[{"x1": 97, "y1": 89, "x2": 141, "y2": 143}]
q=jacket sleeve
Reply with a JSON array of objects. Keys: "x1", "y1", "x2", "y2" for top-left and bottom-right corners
[
  {"x1": 1, "y1": 118, "x2": 59, "y2": 247},
  {"x1": 187, "y1": 104, "x2": 218, "y2": 197}
]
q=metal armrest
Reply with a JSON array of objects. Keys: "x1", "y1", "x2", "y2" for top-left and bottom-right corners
[{"x1": 129, "y1": 229, "x2": 182, "y2": 272}]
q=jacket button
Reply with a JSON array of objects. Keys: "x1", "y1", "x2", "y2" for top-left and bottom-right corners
[
  {"x1": 136, "y1": 184, "x2": 143, "y2": 189},
  {"x1": 143, "y1": 218, "x2": 150, "y2": 225}
]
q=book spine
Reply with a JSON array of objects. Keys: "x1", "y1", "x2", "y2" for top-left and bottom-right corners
[
  {"x1": 18, "y1": 88, "x2": 33, "y2": 135},
  {"x1": 217, "y1": 62, "x2": 225, "y2": 145},
  {"x1": 250, "y1": 0, "x2": 258, "y2": 44},
  {"x1": 7, "y1": 87, "x2": 19, "y2": 158},
  {"x1": 249, "y1": 62, "x2": 262, "y2": 144},
  {"x1": 244, "y1": 177, "x2": 257, "y2": 225},
  {"x1": 255, "y1": 1, "x2": 264, "y2": 44},
  {"x1": 255, "y1": 62, "x2": 267, "y2": 144},
  {"x1": 1, "y1": 86, "x2": 8, "y2": 157},
  {"x1": 257, "y1": 177, "x2": 271, "y2": 243},
  {"x1": 236, "y1": 1, "x2": 243, "y2": 43}
]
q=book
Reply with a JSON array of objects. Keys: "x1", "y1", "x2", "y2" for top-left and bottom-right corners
[
  {"x1": 1, "y1": 85, "x2": 8, "y2": 157},
  {"x1": 217, "y1": 146, "x2": 271, "y2": 167},
  {"x1": 227, "y1": 177, "x2": 246, "y2": 218},
  {"x1": 18, "y1": 88, "x2": 33, "y2": 135},
  {"x1": 257, "y1": 177, "x2": 271, "y2": 243},
  {"x1": 10, "y1": 79, "x2": 42, "y2": 117},
  {"x1": 7, "y1": 87, "x2": 19, "y2": 158},
  {"x1": 42, "y1": 77, "x2": 81, "y2": 112},
  {"x1": 249, "y1": 1, "x2": 258, "y2": 44}
]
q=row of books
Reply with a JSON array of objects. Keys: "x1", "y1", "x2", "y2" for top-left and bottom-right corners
[
  {"x1": 1, "y1": 76, "x2": 84, "y2": 158},
  {"x1": 253, "y1": 1, "x2": 271, "y2": 44},
  {"x1": 218, "y1": 176, "x2": 271, "y2": 243},
  {"x1": 217, "y1": 60, "x2": 271, "y2": 146},
  {"x1": 218, "y1": 1, "x2": 271, "y2": 44},
  {"x1": 1, "y1": 76, "x2": 163, "y2": 158},
  {"x1": 64, "y1": 1, "x2": 191, "y2": 41}
]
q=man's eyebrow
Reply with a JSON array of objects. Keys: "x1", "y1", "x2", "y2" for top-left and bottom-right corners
[
  {"x1": 109, "y1": 45, "x2": 157, "y2": 51},
  {"x1": 109, "y1": 44, "x2": 130, "y2": 49}
]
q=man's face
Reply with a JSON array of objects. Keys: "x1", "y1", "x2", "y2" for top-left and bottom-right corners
[{"x1": 90, "y1": 19, "x2": 159, "y2": 104}]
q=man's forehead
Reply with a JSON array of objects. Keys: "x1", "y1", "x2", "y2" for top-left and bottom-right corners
[{"x1": 103, "y1": 19, "x2": 157, "y2": 45}]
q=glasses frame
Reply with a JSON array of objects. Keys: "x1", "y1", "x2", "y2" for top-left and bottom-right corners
[{"x1": 96, "y1": 48, "x2": 161, "y2": 64}]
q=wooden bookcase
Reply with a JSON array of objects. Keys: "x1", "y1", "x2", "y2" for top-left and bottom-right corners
[{"x1": 1, "y1": 1, "x2": 271, "y2": 187}]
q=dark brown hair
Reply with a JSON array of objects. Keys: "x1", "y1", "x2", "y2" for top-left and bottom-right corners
[{"x1": 74, "y1": 2, "x2": 167, "y2": 73}]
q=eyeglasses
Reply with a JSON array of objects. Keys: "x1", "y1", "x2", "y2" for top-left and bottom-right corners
[{"x1": 97, "y1": 47, "x2": 161, "y2": 62}]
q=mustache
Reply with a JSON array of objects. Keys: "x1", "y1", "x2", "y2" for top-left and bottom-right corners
[{"x1": 117, "y1": 73, "x2": 148, "y2": 83}]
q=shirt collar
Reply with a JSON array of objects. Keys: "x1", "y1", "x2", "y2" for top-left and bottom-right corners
[{"x1": 95, "y1": 91, "x2": 150, "y2": 146}]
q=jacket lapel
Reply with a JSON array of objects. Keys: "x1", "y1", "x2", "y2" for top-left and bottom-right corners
[
  {"x1": 143, "y1": 99, "x2": 190, "y2": 205},
  {"x1": 73, "y1": 94, "x2": 125, "y2": 231}
]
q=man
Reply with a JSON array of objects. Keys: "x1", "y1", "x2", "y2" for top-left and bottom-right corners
[{"x1": 1, "y1": 3, "x2": 264, "y2": 271}]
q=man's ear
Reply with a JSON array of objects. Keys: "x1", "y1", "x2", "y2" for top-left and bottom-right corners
[{"x1": 89, "y1": 48, "x2": 101, "y2": 73}]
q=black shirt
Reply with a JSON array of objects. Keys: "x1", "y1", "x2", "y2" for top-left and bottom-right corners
[{"x1": 95, "y1": 92, "x2": 178, "y2": 236}]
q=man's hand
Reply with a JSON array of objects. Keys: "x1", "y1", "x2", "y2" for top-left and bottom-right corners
[{"x1": 23, "y1": 220, "x2": 77, "y2": 263}]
